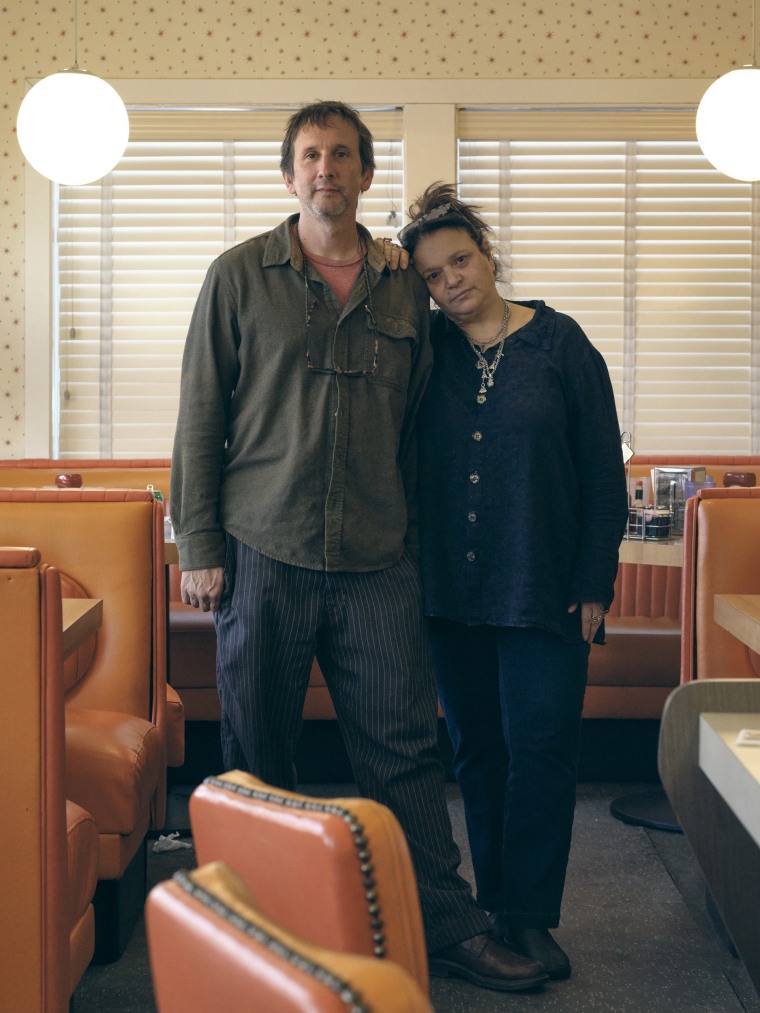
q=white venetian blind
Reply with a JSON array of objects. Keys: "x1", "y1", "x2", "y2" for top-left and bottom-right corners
[
  {"x1": 458, "y1": 109, "x2": 760, "y2": 455},
  {"x1": 55, "y1": 108, "x2": 403, "y2": 458}
]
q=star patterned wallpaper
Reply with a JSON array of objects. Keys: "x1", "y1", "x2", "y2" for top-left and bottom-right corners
[{"x1": 0, "y1": 0, "x2": 754, "y2": 454}]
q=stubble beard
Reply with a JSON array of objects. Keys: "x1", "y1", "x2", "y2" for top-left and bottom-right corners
[{"x1": 306, "y1": 186, "x2": 350, "y2": 220}]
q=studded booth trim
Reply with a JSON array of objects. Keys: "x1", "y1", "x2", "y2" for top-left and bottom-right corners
[{"x1": 202, "y1": 776, "x2": 387, "y2": 958}]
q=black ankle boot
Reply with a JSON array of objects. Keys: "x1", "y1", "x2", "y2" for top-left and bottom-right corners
[{"x1": 494, "y1": 921, "x2": 571, "y2": 980}]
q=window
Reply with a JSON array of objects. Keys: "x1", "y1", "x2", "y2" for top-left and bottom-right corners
[
  {"x1": 49, "y1": 100, "x2": 760, "y2": 458},
  {"x1": 458, "y1": 108, "x2": 760, "y2": 455},
  {"x1": 54, "y1": 108, "x2": 403, "y2": 458}
]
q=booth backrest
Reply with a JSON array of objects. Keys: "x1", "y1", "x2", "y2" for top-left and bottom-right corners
[
  {"x1": 0, "y1": 489, "x2": 169, "y2": 842},
  {"x1": 146, "y1": 862, "x2": 432, "y2": 1013},
  {"x1": 0, "y1": 458, "x2": 171, "y2": 496},
  {"x1": 606, "y1": 560, "x2": 681, "y2": 621},
  {"x1": 0, "y1": 488, "x2": 165, "y2": 716},
  {"x1": 4, "y1": 455, "x2": 758, "y2": 727},
  {"x1": 189, "y1": 770, "x2": 429, "y2": 992},
  {"x1": 681, "y1": 487, "x2": 760, "y2": 684}
]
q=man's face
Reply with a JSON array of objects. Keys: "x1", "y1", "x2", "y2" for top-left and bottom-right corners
[{"x1": 282, "y1": 116, "x2": 374, "y2": 222}]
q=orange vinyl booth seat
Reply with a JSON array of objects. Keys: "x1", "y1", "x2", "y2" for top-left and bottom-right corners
[
  {"x1": 168, "y1": 455, "x2": 759, "y2": 725},
  {"x1": 146, "y1": 862, "x2": 432, "y2": 1013},
  {"x1": 583, "y1": 455, "x2": 760, "y2": 720},
  {"x1": 189, "y1": 770, "x2": 429, "y2": 993},
  {"x1": 5, "y1": 455, "x2": 759, "y2": 730},
  {"x1": 0, "y1": 548, "x2": 98, "y2": 1012},
  {"x1": 0, "y1": 463, "x2": 184, "y2": 762},
  {"x1": 585, "y1": 556, "x2": 682, "y2": 719},
  {"x1": 680, "y1": 486, "x2": 760, "y2": 685},
  {"x1": 0, "y1": 488, "x2": 181, "y2": 962}
]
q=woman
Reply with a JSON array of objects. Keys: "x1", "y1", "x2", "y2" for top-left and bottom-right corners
[{"x1": 397, "y1": 183, "x2": 628, "y2": 979}]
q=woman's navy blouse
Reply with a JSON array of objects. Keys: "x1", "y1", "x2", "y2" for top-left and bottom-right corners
[{"x1": 418, "y1": 300, "x2": 629, "y2": 642}]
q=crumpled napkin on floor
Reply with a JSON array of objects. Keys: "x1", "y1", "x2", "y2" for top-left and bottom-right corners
[{"x1": 152, "y1": 832, "x2": 193, "y2": 853}]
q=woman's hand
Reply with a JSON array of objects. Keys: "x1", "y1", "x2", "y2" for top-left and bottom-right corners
[
  {"x1": 374, "y1": 238, "x2": 409, "y2": 271},
  {"x1": 568, "y1": 601, "x2": 607, "y2": 643}
]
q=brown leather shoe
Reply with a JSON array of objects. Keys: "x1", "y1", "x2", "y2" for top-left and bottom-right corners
[
  {"x1": 502, "y1": 926, "x2": 571, "y2": 980},
  {"x1": 428, "y1": 932, "x2": 548, "y2": 992}
]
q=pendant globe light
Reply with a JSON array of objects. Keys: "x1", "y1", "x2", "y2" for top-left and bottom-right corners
[
  {"x1": 16, "y1": 0, "x2": 129, "y2": 186},
  {"x1": 696, "y1": 0, "x2": 760, "y2": 181}
]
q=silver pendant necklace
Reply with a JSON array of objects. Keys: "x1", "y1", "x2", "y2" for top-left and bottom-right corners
[{"x1": 465, "y1": 300, "x2": 510, "y2": 404}]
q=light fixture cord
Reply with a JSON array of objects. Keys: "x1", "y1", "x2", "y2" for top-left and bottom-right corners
[{"x1": 72, "y1": 0, "x2": 79, "y2": 69}]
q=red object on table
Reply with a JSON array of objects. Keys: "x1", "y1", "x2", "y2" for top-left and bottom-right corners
[{"x1": 55, "y1": 473, "x2": 83, "y2": 488}]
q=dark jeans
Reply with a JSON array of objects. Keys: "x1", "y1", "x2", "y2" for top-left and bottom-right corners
[{"x1": 428, "y1": 619, "x2": 589, "y2": 928}]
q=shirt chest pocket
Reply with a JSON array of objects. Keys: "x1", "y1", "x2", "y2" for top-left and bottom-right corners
[{"x1": 368, "y1": 311, "x2": 416, "y2": 392}]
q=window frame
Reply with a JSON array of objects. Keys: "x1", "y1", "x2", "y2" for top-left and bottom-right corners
[
  {"x1": 24, "y1": 77, "x2": 707, "y2": 457},
  {"x1": 53, "y1": 126, "x2": 405, "y2": 458},
  {"x1": 458, "y1": 133, "x2": 760, "y2": 454}
]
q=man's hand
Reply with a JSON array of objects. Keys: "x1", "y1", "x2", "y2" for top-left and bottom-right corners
[
  {"x1": 181, "y1": 567, "x2": 224, "y2": 612},
  {"x1": 375, "y1": 238, "x2": 410, "y2": 271}
]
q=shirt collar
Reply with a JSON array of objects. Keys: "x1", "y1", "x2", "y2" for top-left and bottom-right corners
[
  {"x1": 262, "y1": 214, "x2": 387, "y2": 276},
  {"x1": 439, "y1": 299, "x2": 551, "y2": 350}
]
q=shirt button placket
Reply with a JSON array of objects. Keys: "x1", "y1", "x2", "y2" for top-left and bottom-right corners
[
  {"x1": 467, "y1": 472, "x2": 480, "y2": 565},
  {"x1": 466, "y1": 425, "x2": 484, "y2": 585}
]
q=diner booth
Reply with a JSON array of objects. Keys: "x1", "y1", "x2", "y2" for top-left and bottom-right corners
[
  {"x1": 6, "y1": 4, "x2": 760, "y2": 1004},
  {"x1": 3, "y1": 456, "x2": 760, "y2": 1010}
]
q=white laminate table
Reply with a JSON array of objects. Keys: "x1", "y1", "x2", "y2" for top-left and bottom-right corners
[
  {"x1": 714, "y1": 594, "x2": 760, "y2": 654},
  {"x1": 164, "y1": 538, "x2": 178, "y2": 566},
  {"x1": 659, "y1": 679, "x2": 760, "y2": 995},
  {"x1": 618, "y1": 537, "x2": 683, "y2": 567},
  {"x1": 699, "y1": 711, "x2": 760, "y2": 850},
  {"x1": 62, "y1": 597, "x2": 102, "y2": 659}
]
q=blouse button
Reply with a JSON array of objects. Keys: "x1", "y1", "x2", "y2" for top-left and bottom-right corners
[
  {"x1": 466, "y1": 550, "x2": 476, "y2": 562},
  {"x1": 469, "y1": 472, "x2": 480, "y2": 484},
  {"x1": 472, "y1": 431, "x2": 483, "y2": 441},
  {"x1": 467, "y1": 512, "x2": 477, "y2": 522}
]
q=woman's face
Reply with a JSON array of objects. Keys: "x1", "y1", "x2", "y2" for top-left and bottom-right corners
[{"x1": 412, "y1": 227, "x2": 498, "y2": 326}]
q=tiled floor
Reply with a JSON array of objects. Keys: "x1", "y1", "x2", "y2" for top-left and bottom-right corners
[{"x1": 73, "y1": 780, "x2": 760, "y2": 1013}]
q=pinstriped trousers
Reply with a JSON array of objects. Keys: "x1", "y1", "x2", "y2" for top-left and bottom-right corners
[{"x1": 214, "y1": 535, "x2": 490, "y2": 950}]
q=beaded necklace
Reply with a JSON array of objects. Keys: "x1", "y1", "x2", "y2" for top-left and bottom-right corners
[{"x1": 464, "y1": 300, "x2": 510, "y2": 405}]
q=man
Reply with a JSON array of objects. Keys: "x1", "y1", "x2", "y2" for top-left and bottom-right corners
[{"x1": 170, "y1": 100, "x2": 547, "y2": 993}]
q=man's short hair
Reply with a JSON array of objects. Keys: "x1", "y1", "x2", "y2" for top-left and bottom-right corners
[{"x1": 280, "y1": 101, "x2": 375, "y2": 177}]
